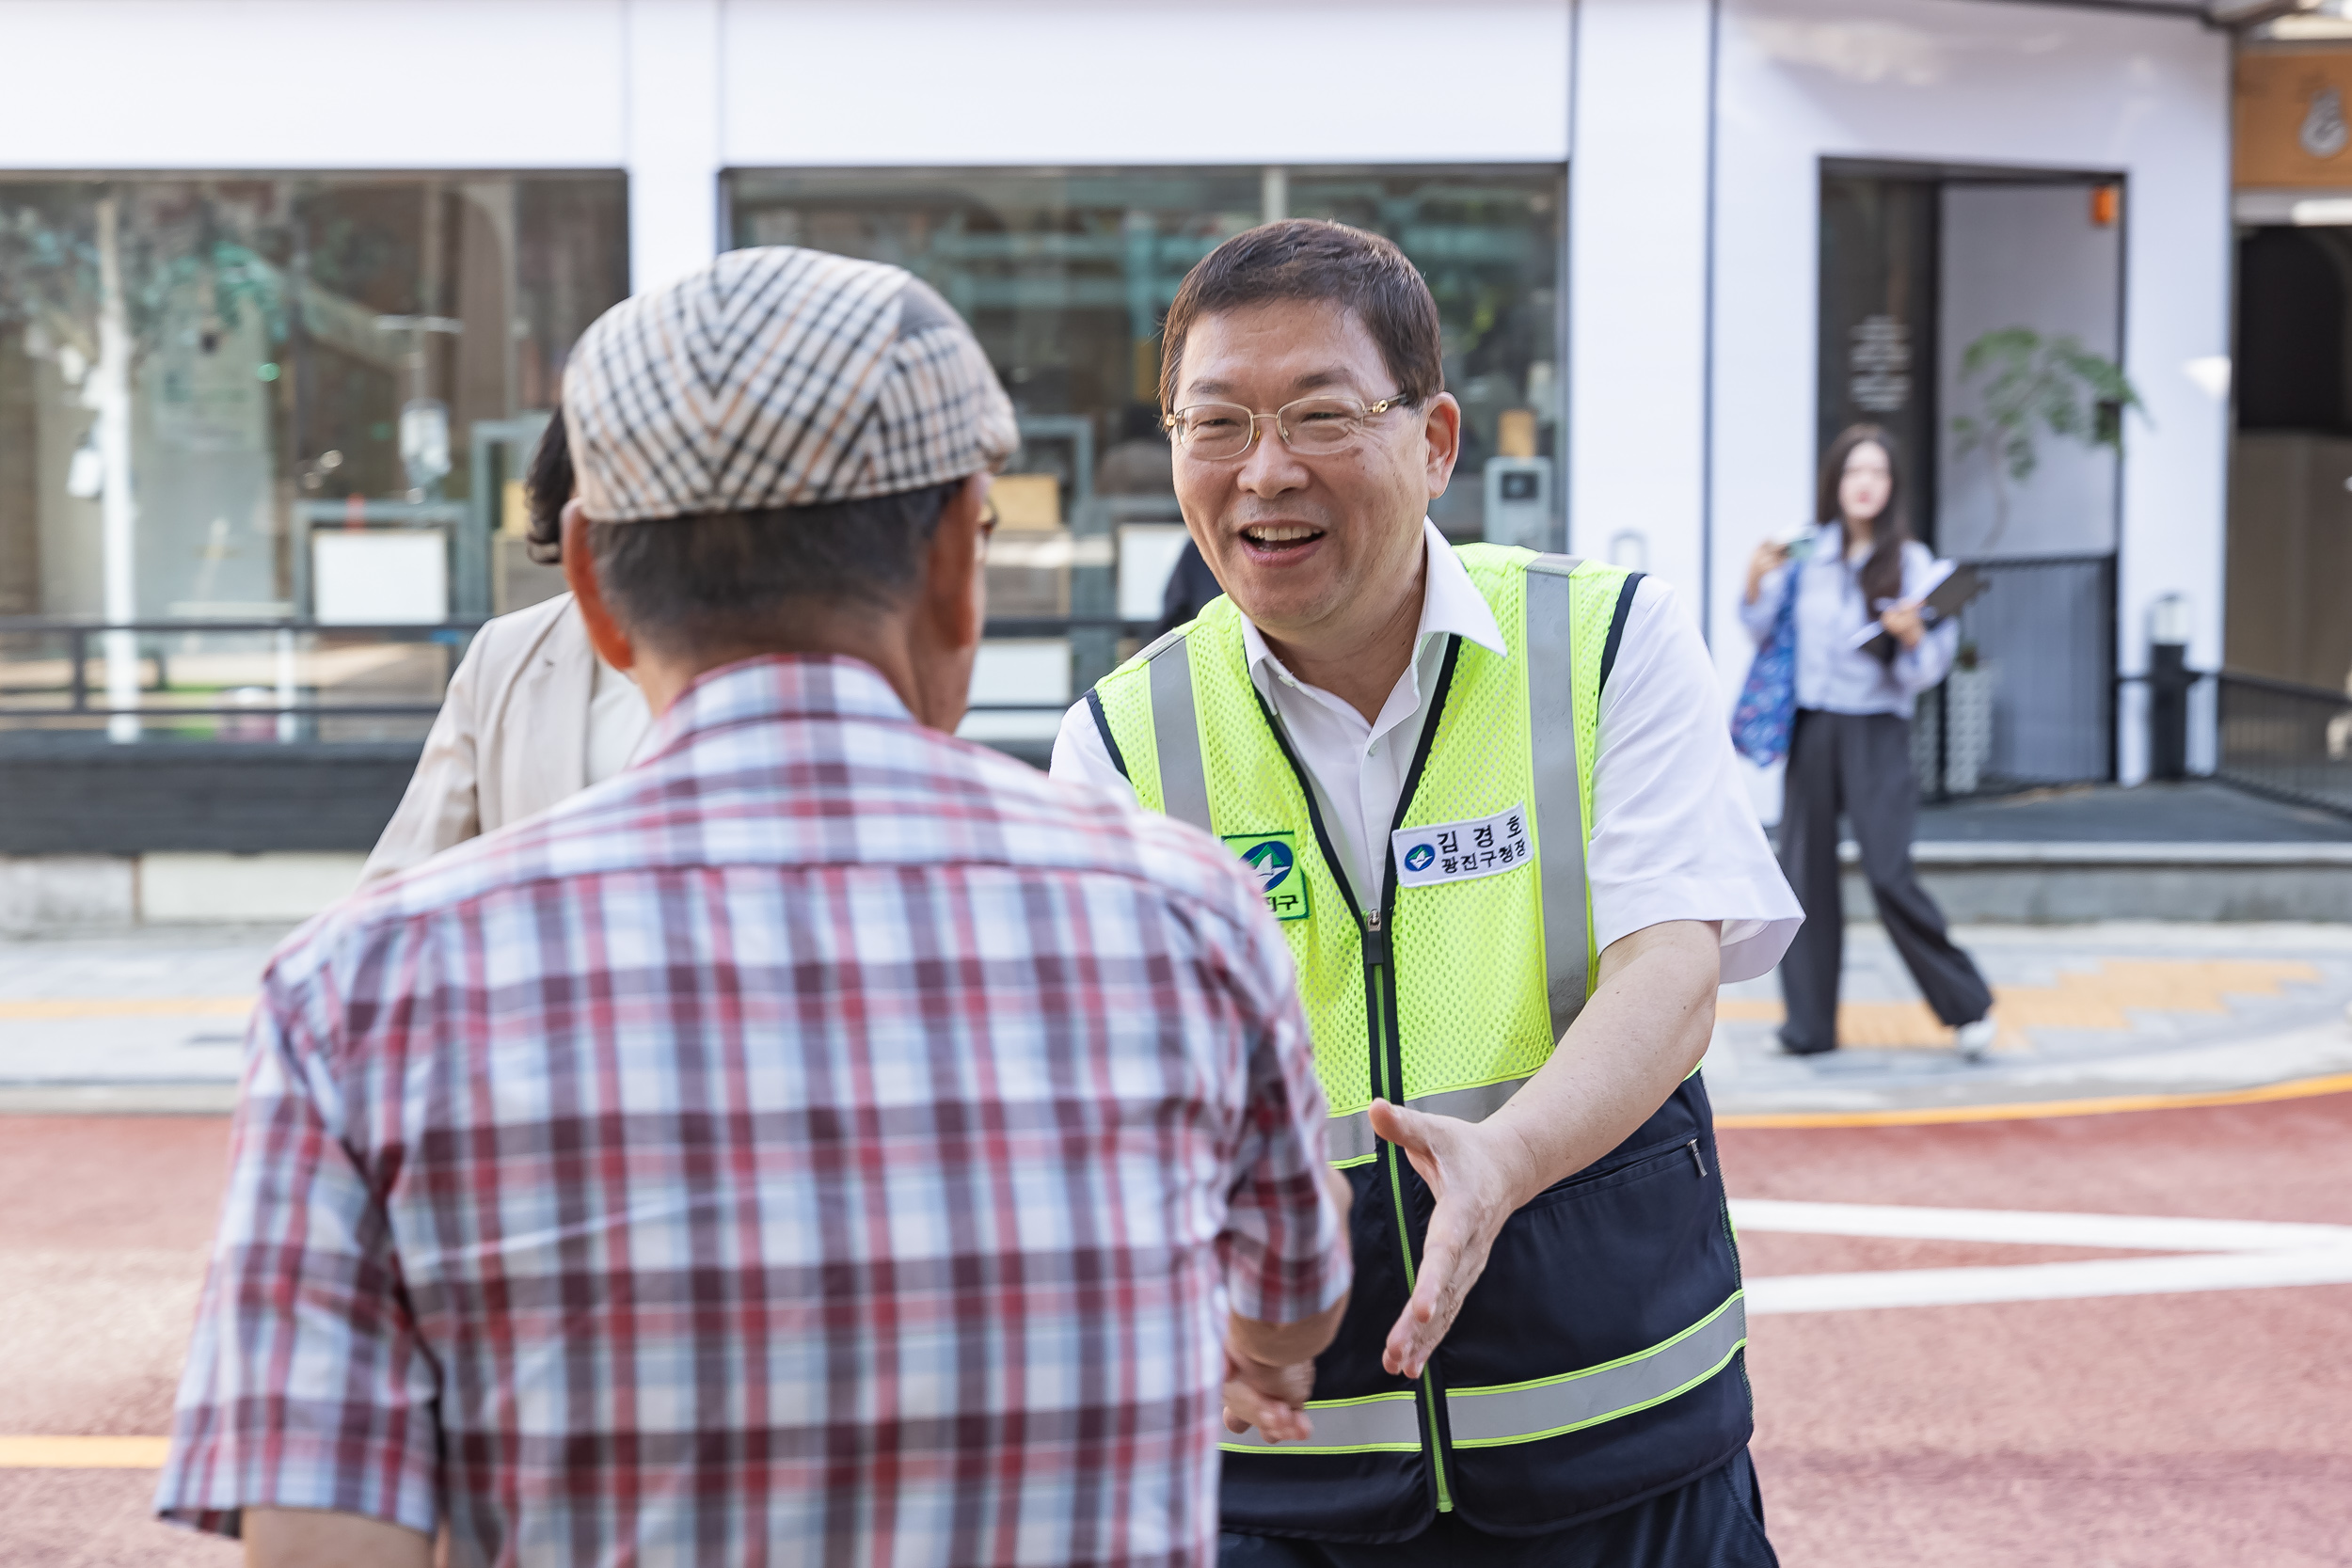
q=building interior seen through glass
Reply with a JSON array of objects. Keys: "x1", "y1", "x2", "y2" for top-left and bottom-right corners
[
  {"x1": 728, "y1": 166, "x2": 1564, "y2": 741},
  {"x1": 0, "y1": 174, "x2": 626, "y2": 740}
]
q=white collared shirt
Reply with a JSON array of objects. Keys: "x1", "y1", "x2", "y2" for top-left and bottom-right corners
[
  {"x1": 1051, "y1": 520, "x2": 1802, "y2": 983},
  {"x1": 586, "y1": 654, "x2": 656, "y2": 785}
]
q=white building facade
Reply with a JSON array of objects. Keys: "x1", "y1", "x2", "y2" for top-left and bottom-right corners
[{"x1": 0, "y1": 0, "x2": 2235, "y2": 797}]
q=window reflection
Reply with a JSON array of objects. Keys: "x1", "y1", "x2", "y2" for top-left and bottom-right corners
[
  {"x1": 726, "y1": 165, "x2": 1562, "y2": 751},
  {"x1": 727, "y1": 166, "x2": 1563, "y2": 547},
  {"x1": 0, "y1": 174, "x2": 628, "y2": 624}
]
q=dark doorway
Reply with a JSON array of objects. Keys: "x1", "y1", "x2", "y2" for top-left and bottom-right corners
[
  {"x1": 1819, "y1": 175, "x2": 1941, "y2": 547},
  {"x1": 1818, "y1": 163, "x2": 2126, "y2": 793},
  {"x1": 2226, "y1": 224, "x2": 2352, "y2": 689},
  {"x1": 2237, "y1": 228, "x2": 2347, "y2": 434}
]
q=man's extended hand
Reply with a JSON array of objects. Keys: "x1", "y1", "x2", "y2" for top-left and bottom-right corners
[
  {"x1": 1366, "y1": 921, "x2": 1722, "y2": 1382},
  {"x1": 1368, "y1": 1099, "x2": 1540, "y2": 1380}
]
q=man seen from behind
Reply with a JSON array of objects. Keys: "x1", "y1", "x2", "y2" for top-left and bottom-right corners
[{"x1": 155, "y1": 247, "x2": 1352, "y2": 1567}]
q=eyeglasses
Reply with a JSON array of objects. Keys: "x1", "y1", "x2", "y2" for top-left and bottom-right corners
[{"x1": 1163, "y1": 392, "x2": 1414, "y2": 463}]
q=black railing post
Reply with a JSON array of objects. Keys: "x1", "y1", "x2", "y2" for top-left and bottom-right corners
[
  {"x1": 68, "y1": 627, "x2": 87, "y2": 715},
  {"x1": 2149, "y1": 641, "x2": 2191, "y2": 782}
]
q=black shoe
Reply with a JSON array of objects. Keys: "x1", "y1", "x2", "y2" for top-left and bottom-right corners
[{"x1": 1774, "y1": 1032, "x2": 1836, "y2": 1057}]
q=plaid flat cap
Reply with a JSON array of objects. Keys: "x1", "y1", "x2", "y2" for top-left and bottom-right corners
[{"x1": 564, "y1": 246, "x2": 1018, "y2": 523}]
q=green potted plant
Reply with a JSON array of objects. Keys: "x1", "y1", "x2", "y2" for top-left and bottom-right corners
[{"x1": 1949, "y1": 327, "x2": 2143, "y2": 551}]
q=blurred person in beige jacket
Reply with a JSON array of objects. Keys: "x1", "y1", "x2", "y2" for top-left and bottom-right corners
[{"x1": 360, "y1": 415, "x2": 654, "y2": 882}]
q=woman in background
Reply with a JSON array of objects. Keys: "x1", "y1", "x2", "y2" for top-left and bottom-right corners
[
  {"x1": 1741, "y1": 423, "x2": 1996, "y2": 1058},
  {"x1": 360, "y1": 413, "x2": 654, "y2": 882}
]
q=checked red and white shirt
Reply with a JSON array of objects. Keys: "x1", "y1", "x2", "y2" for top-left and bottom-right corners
[{"x1": 157, "y1": 654, "x2": 1348, "y2": 1567}]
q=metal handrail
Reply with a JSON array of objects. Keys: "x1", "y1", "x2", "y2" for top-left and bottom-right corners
[
  {"x1": 0, "y1": 616, "x2": 1162, "y2": 725},
  {"x1": 2214, "y1": 670, "x2": 2352, "y2": 818},
  {"x1": 0, "y1": 618, "x2": 485, "y2": 725},
  {"x1": 0, "y1": 615, "x2": 1154, "y2": 636},
  {"x1": 2214, "y1": 669, "x2": 2352, "y2": 706},
  {"x1": 0, "y1": 617, "x2": 485, "y2": 634}
]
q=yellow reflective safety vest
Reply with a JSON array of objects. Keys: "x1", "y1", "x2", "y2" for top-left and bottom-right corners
[{"x1": 1087, "y1": 546, "x2": 1751, "y2": 1540}]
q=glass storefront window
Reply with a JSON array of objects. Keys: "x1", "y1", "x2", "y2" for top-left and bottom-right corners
[
  {"x1": 728, "y1": 165, "x2": 1563, "y2": 545},
  {"x1": 734, "y1": 162, "x2": 1562, "y2": 533},
  {"x1": 0, "y1": 173, "x2": 628, "y2": 626},
  {"x1": 727, "y1": 165, "x2": 1561, "y2": 752}
]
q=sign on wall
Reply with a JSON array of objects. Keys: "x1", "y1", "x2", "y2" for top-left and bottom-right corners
[
  {"x1": 1818, "y1": 174, "x2": 1941, "y2": 545},
  {"x1": 2236, "y1": 52, "x2": 2352, "y2": 187}
]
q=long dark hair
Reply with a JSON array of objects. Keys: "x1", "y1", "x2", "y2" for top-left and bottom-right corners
[
  {"x1": 523, "y1": 410, "x2": 571, "y2": 565},
  {"x1": 1816, "y1": 422, "x2": 1910, "y2": 622}
]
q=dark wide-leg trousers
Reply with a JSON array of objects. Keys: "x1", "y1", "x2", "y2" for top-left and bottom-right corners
[
  {"x1": 1219, "y1": 1448, "x2": 1778, "y2": 1567},
  {"x1": 1776, "y1": 708, "x2": 1992, "y2": 1053}
]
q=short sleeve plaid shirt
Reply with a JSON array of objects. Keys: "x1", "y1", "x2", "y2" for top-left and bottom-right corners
[{"x1": 156, "y1": 655, "x2": 1348, "y2": 1566}]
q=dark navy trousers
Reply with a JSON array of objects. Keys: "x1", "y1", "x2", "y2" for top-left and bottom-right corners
[{"x1": 1218, "y1": 1448, "x2": 1779, "y2": 1568}]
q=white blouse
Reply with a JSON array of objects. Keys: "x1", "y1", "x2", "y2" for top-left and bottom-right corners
[{"x1": 1739, "y1": 522, "x2": 1959, "y2": 720}]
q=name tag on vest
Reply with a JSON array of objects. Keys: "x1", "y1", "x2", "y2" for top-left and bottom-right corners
[{"x1": 1392, "y1": 805, "x2": 1531, "y2": 889}]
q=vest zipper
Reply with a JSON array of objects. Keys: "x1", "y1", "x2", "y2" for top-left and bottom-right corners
[
  {"x1": 1370, "y1": 641, "x2": 1466, "y2": 1518},
  {"x1": 1363, "y1": 903, "x2": 1454, "y2": 1514},
  {"x1": 1248, "y1": 657, "x2": 1465, "y2": 1518}
]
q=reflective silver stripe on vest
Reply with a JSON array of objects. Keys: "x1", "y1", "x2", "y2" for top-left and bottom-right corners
[
  {"x1": 1219, "y1": 1391, "x2": 1423, "y2": 1453},
  {"x1": 1326, "y1": 1108, "x2": 1378, "y2": 1164},
  {"x1": 1404, "y1": 1077, "x2": 1527, "y2": 1124},
  {"x1": 1328, "y1": 1077, "x2": 1526, "y2": 1166},
  {"x1": 1149, "y1": 639, "x2": 1214, "y2": 833},
  {"x1": 1522, "y1": 556, "x2": 1590, "y2": 1042},
  {"x1": 1443, "y1": 1292, "x2": 1746, "y2": 1449}
]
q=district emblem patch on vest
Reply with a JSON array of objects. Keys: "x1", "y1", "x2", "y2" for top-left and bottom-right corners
[
  {"x1": 1087, "y1": 545, "x2": 1753, "y2": 1541},
  {"x1": 1225, "y1": 831, "x2": 1311, "y2": 921}
]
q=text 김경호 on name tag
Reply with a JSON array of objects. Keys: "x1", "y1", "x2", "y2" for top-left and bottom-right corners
[{"x1": 1391, "y1": 805, "x2": 1531, "y2": 889}]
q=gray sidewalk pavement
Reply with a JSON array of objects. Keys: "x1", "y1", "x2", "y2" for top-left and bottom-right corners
[
  {"x1": 5, "y1": 920, "x2": 2352, "y2": 1117},
  {"x1": 1912, "y1": 780, "x2": 2352, "y2": 844},
  {"x1": 0, "y1": 927, "x2": 289, "y2": 1112},
  {"x1": 1707, "y1": 921, "x2": 2352, "y2": 1117}
]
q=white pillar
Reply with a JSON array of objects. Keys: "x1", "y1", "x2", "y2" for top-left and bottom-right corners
[
  {"x1": 274, "y1": 626, "x2": 299, "y2": 744},
  {"x1": 93, "y1": 194, "x2": 141, "y2": 743},
  {"x1": 1567, "y1": 0, "x2": 1718, "y2": 617},
  {"x1": 625, "y1": 0, "x2": 723, "y2": 295}
]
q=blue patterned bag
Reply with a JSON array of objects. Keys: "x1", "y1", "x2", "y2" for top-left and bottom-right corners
[{"x1": 1730, "y1": 548, "x2": 1803, "y2": 767}]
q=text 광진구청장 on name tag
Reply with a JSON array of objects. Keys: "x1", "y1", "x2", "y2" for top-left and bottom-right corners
[{"x1": 1391, "y1": 806, "x2": 1531, "y2": 890}]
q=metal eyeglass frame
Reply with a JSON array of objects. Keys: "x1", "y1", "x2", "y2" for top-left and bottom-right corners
[{"x1": 1162, "y1": 391, "x2": 1415, "y2": 462}]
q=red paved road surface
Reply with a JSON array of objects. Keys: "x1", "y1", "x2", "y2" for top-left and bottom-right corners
[
  {"x1": 0, "y1": 1117, "x2": 238, "y2": 1566},
  {"x1": 1724, "y1": 1090, "x2": 2352, "y2": 1567},
  {"x1": 4, "y1": 1095, "x2": 2349, "y2": 1566}
]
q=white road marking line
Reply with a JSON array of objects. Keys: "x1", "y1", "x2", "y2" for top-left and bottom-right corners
[
  {"x1": 1728, "y1": 1199, "x2": 2352, "y2": 1254},
  {"x1": 1747, "y1": 1248, "x2": 2352, "y2": 1314},
  {"x1": 1731, "y1": 1199, "x2": 2352, "y2": 1312}
]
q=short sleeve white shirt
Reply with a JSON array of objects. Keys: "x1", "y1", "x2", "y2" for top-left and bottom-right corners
[{"x1": 1049, "y1": 521, "x2": 1801, "y2": 983}]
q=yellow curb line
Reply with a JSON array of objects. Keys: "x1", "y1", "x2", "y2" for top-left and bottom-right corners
[
  {"x1": 1716, "y1": 1070, "x2": 2352, "y2": 1129},
  {"x1": 0, "y1": 1435, "x2": 172, "y2": 1468},
  {"x1": 0, "y1": 998, "x2": 252, "y2": 1022}
]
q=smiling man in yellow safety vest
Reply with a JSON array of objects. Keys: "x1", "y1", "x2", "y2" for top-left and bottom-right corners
[{"x1": 1052, "y1": 221, "x2": 1804, "y2": 1567}]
